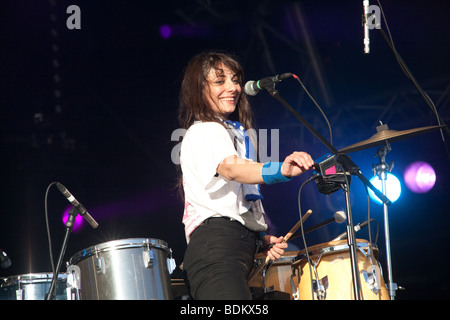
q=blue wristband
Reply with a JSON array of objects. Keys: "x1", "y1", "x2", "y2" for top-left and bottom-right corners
[{"x1": 261, "y1": 161, "x2": 292, "y2": 184}]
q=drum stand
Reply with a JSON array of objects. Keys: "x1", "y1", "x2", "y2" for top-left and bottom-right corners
[
  {"x1": 373, "y1": 142, "x2": 397, "y2": 300},
  {"x1": 45, "y1": 207, "x2": 78, "y2": 300},
  {"x1": 265, "y1": 85, "x2": 391, "y2": 300}
]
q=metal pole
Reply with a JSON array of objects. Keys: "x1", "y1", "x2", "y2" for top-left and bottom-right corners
[
  {"x1": 343, "y1": 184, "x2": 362, "y2": 300},
  {"x1": 381, "y1": 172, "x2": 396, "y2": 300},
  {"x1": 374, "y1": 143, "x2": 397, "y2": 300}
]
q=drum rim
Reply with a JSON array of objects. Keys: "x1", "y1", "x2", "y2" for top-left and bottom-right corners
[
  {"x1": 67, "y1": 237, "x2": 169, "y2": 265},
  {"x1": 254, "y1": 251, "x2": 300, "y2": 264},
  {"x1": 1, "y1": 273, "x2": 67, "y2": 287},
  {"x1": 292, "y1": 239, "x2": 378, "y2": 266}
]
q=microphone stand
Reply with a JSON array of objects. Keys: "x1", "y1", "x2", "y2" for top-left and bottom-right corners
[
  {"x1": 265, "y1": 85, "x2": 391, "y2": 300},
  {"x1": 45, "y1": 207, "x2": 78, "y2": 300}
]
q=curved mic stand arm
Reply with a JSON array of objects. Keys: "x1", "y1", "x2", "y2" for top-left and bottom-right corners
[{"x1": 265, "y1": 86, "x2": 391, "y2": 205}]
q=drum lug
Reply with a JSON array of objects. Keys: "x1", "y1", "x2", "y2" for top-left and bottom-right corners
[
  {"x1": 167, "y1": 250, "x2": 176, "y2": 275},
  {"x1": 15, "y1": 289, "x2": 23, "y2": 300},
  {"x1": 312, "y1": 276, "x2": 328, "y2": 300},
  {"x1": 362, "y1": 270, "x2": 379, "y2": 294},
  {"x1": 66, "y1": 265, "x2": 82, "y2": 300},
  {"x1": 290, "y1": 272, "x2": 299, "y2": 300},
  {"x1": 94, "y1": 257, "x2": 105, "y2": 274},
  {"x1": 143, "y1": 249, "x2": 154, "y2": 268},
  {"x1": 357, "y1": 245, "x2": 369, "y2": 257},
  {"x1": 362, "y1": 264, "x2": 383, "y2": 295},
  {"x1": 262, "y1": 261, "x2": 274, "y2": 293}
]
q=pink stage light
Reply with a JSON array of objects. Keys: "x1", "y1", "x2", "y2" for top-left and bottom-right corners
[
  {"x1": 62, "y1": 206, "x2": 84, "y2": 232},
  {"x1": 404, "y1": 161, "x2": 436, "y2": 193}
]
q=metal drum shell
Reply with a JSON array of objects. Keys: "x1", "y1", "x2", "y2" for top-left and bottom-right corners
[
  {"x1": 0, "y1": 273, "x2": 68, "y2": 300},
  {"x1": 67, "y1": 238, "x2": 173, "y2": 300}
]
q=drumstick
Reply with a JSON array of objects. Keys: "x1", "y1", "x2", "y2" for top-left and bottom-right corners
[
  {"x1": 263, "y1": 209, "x2": 312, "y2": 264},
  {"x1": 248, "y1": 209, "x2": 313, "y2": 281},
  {"x1": 283, "y1": 209, "x2": 312, "y2": 242}
]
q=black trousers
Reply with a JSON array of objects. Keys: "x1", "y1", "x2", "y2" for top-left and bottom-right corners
[{"x1": 183, "y1": 217, "x2": 260, "y2": 300}]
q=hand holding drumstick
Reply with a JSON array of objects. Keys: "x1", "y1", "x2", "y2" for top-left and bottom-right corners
[
  {"x1": 248, "y1": 209, "x2": 313, "y2": 281},
  {"x1": 261, "y1": 209, "x2": 312, "y2": 262}
]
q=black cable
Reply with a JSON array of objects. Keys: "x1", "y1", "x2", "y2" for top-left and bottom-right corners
[
  {"x1": 45, "y1": 182, "x2": 59, "y2": 275},
  {"x1": 376, "y1": 0, "x2": 450, "y2": 162},
  {"x1": 365, "y1": 187, "x2": 380, "y2": 247},
  {"x1": 296, "y1": 174, "x2": 318, "y2": 299},
  {"x1": 292, "y1": 74, "x2": 334, "y2": 146}
]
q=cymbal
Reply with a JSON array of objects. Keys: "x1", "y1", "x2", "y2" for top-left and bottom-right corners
[{"x1": 338, "y1": 125, "x2": 445, "y2": 153}]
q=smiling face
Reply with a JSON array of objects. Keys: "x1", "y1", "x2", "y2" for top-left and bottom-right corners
[{"x1": 204, "y1": 63, "x2": 242, "y2": 120}]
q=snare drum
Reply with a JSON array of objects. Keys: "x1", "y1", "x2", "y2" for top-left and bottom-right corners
[
  {"x1": 67, "y1": 238, "x2": 175, "y2": 300},
  {"x1": 292, "y1": 239, "x2": 389, "y2": 300},
  {"x1": 0, "y1": 273, "x2": 69, "y2": 300}
]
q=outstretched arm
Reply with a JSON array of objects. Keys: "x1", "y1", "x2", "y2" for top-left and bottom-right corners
[{"x1": 216, "y1": 151, "x2": 314, "y2": 184}]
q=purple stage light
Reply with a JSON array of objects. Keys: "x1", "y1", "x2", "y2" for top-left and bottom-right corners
[
  {"x1": 159, "y1": 23, "x2": 213, "y2": 40},
  {"x1": 159, "y1": 25, "x2": 172, "y2": 39},
  {"x1": 62, "y1": 206, "x2": 84, "y2": 232},
  {"x1": 404, "y1": 161, "x2": 436, "y2": 193}
]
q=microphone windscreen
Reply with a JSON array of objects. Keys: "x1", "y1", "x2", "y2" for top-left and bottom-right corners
[
  {"x1": 334, "y1": 210, "x2": 347, "y2": 223},
  {"x1": 244, "y1": 81, "x2": 257, "y2": 96}
]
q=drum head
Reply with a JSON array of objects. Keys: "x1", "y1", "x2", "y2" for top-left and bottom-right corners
[
  {"x1": 292, "y1": 239, "x2": 377, "y2": 267},
  {"x1": 1, "y1": 273, "x2": 67, "y2": 286}
]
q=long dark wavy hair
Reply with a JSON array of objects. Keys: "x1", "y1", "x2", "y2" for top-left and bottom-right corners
[
  {"x1": 175, "y1": 51, "x2": 255, "y2": 199},
  {"x1": 178, "y1": 51, "x2": 255, "y2": 130}
]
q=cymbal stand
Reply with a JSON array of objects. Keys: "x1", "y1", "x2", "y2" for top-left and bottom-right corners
[{"x1": 372, "y1": 142, "x2": 397, "y2": 300}]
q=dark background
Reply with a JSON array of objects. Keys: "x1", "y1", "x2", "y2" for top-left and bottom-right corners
[{"x1": 1, "y1": 0, "x2": 449, "y2": 300}]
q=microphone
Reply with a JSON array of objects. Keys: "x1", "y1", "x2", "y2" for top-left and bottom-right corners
[
  {"x1": 244, "y1": 73, "x2": 293, "y2": 96},
  {"x1": 290, "y1": 211, "x2": 346, "y2": 241},
  {"x1": 333, "y1": 210, "x2": 347, "y2": 224},
  {"x1": 332, "y1": 219, "x2": 374, "y2": 241},
  {"x1": 363, "y1": 0, "x2": 370, "y2": 54},
  {"x1": 56, "y1": 183, "x2": 99, "y2": 229},
  {"x1": 0, "y1": 249, "x2": 11, "y2": 269}
]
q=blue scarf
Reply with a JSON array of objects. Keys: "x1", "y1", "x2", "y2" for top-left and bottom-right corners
[{"x1": 222, "y1": 120, "x2": 263, "y2": 201}]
